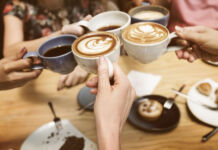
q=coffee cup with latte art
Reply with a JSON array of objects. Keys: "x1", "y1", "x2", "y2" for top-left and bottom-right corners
[
  {"x1": 77, "y1": 11, "x2": 131, "y2": 38},
  {"x1": 129, "y1": 5, "x2": 169, "y2": 26},
  {"x1": 122, "y1": 22, "x2": 184, "y2": 63},
  {"x1": 72, "y1": 32, "x2": 120, "y2": 77}
]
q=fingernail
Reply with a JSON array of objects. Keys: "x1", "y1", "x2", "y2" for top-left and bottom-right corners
[
  {"x1": 21, "y1": 47, "x2": 27, "y2": 53},
  {"x1": 175, "y1": 26, "x2": 183, "y2": 32}
]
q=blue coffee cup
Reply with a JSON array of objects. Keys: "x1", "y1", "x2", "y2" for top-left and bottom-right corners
[
  {"x1": 129, "y1": 5, "x2": 169, "y2": 26},
  {"x1": 23, "y1": 35, "x2": 78, "y2": 74}
]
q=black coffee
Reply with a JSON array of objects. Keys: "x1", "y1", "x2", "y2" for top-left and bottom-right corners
[
  {"x1": 98, "y1": 25, "x2": 121, "y2": 31},
  {"x1": 43, "y1": 45, "x2": 71, "y2": 57}
]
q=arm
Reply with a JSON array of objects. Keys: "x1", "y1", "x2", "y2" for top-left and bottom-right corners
[
  {"x1": 3, "y1": 15, "x2": 61, "y2": 57},
  {"x1": 3, "y1": 14, "x2": 90, "y2": 57},
  {"x1": 86, "y1": 57, "x2": 136, "y2": 150}
]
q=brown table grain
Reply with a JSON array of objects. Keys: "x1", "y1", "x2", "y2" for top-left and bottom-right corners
[{"x1": 0, "y1": 53, "x2": 218, "y2": 150}]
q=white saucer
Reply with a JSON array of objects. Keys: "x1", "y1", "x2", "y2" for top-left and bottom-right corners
[
  {"x1": 187, "y1": 79, "x2": 218, "y2": 127},
  {"x1": 21, "y1": 119, "x2": 97, "y2": 150}
]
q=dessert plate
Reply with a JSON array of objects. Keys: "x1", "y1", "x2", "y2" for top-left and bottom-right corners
[
  {"x1": 187, "y1": 79, "x2": 218, "y2": 127},
  {"x1": 128, "y1": 95, "x2": 180, "y2": 132},
  {"x1": 21, "y1": 119, "x2": 97, "y2": 150}
]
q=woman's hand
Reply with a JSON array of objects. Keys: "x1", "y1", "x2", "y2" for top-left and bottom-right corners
[
  {"x1": 0, "y1": 48, "x2": 42, "y2": 90},
  {"x1": 175, "y1": 26, "x2": 218, "y2": 62},
  {"x1": 61, "y1": 15, "x2": 92, "y2": 36},
  {"x1": 86, "y1": 57, "x2": 136, "y2": 150},
  {"x1": 57, "y1": 66, "x2": 90, "y2": 91}
]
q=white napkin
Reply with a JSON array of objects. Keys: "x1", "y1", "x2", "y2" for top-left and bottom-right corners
[{"x1": 127, "y1": 70, "x2": 162, "y2": 97}]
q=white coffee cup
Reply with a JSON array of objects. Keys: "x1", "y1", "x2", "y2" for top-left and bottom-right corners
[
  {"x1": 78, "y1": 11, "x2": 131, "y2": 38},
  {"x1": 72, "y1": 32, "x2": 120, "y2": 78},
  {"x1": 122, "y1": 22, "x2": 184, "y2": 64}
]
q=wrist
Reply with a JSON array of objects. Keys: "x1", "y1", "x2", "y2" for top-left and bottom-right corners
[{"x1": 96, "y1": 119, "x2": 120, "y2": 150}]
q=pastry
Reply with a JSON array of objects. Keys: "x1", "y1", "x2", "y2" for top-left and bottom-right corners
[
  {"x1": 137, "y1": 99, "x2": 163, "y2": 121},
  {"x1": 196, "y1": 82, "x2": 212, "y2": 96}
]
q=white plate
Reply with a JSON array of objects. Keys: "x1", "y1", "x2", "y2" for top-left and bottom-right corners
[
  {"x1": 187, "y1": 79, "x2": 218, "y2": 127},
  {"x1": 21, "y1": 119, "x2": 97, "y2": 150}
]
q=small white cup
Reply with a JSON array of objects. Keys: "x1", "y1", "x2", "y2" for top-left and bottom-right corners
[
  {"x1": 72, "y1": 32, "x2": 120, "y2": 78},
  {"x1": 78, "y1": 11, "x2": 131, "y2": 38},
  {"x1": 122, "y1": 22, "x2": 184, "y2": 64}
]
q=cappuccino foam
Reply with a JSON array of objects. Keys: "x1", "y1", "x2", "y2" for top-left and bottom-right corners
[
  {"x1": 133, "y1": 11, "x2": 165, "y2": 20},
  {"x1": 73, "y1": 33, "x2": 117, "y2": 57},
  {"x1": 122, "y1": 22, "x2": 168, "y2": 44}
]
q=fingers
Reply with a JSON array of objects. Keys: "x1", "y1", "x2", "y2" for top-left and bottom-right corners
[
  {"x1": 57, "y1": 75, "x2": 68, "y2": 91},
  {"x1": 175, "y1": 26, "x2": 204, "y2": 44},
  {"x1": 98, "y1": 57, "x2": 110, "y2": 92},
  {"x1": 4, "y1": 58, "x2": 32, "y2": 73},
  {"x1": 9, "y1": 70, "x2": 41, "y2": 82},
  {"x1": 113, "y1": 63, "x2": 127, "y2": 85},
  {"x1": 175, "y1": 39, "x2": 189, "y2": 46},
  {"x1": 86, "y1": 76, "x2": 98, "y2": 88},
  {"x1": 175, "y1": 50, "x2": 183, "y2": 59},
  {"x1": 90, "y1": 88, "x2": 98, "y2": 95},
  {"x1": 83, "y1": 14, "x2": 92, "y2": 21},
  {"x1": 17, "y1": 47, "x2": 28, "y2": 60}
]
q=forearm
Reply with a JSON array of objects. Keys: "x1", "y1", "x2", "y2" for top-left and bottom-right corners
[
  {"x1": 96, "y1": 120, "x2": 120, "y2": 150},
  {"x1": 3, "y1": 31, "x2": 62, "y2": 57}
]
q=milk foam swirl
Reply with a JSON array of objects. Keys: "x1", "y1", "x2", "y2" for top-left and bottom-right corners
[
  {"x1": 76, "y1": 35, "x2": 116, "y2": 56},
  {"x1": 123, "y1": 23, "x2": 168, "y2": 44}
]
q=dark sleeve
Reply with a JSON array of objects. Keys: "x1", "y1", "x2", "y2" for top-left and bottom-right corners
[{"x1": 3, "y1": 0, "x2": 27, "y2": 21}]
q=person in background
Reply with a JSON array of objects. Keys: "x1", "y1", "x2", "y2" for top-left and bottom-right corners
[
  {"x1": 145, "y1": 0, "x2": 218, "y2": 62},
  {"x1": 3, "y1": 0, "x2": 116, "y2": 91},
  {"x1": 86, "y1": 56, "x2": 136, "y2": 150},
  {"x1": 0, "y1": 47, "x2": 41, "y2": 90}
]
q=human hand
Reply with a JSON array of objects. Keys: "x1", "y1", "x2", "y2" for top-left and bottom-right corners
[
  {"x1": 175, "y1": 26, "x2": 218, "y2": 62},
  {"x1": 86, "y1": 57, "x2": 136, "y2": 150},
  {"x1": 0, "y1": 48, "x2": 42, "y2": 90},
  {"x1": 57, "y1": 65, "x2": 89, "y2": 91},
  {"x1": 61, "y1": 15, "x2": 92, "y2": 36},
  {"x1": 132, "y1": 0, "x2": 144, "y2": 6}
]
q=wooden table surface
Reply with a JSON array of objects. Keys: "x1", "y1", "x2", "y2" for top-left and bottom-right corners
[{"x1": 0, "y1": 53, "x2": 218, "y2": 150}]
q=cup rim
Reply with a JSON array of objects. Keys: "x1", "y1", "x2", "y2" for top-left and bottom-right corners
[
  {"x1": 38, "y1": 34, "x2": 77, "y2": 60},
  {"x1": 72, "y1": 31, "x2": 120, "y2": 60},
  {"x1": 89, "y1": 11, "x2": 131, "y2": 32},
  {"x1": 122, "y1": 22, "x2": 170, "y2": 46},
  {"x1": 128, "y1": 5, "x2": 169, "y2": 22}
]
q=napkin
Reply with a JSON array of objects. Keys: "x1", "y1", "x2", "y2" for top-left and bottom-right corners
[{"x1": 127, "y1": 70, "x2": 162, "y2": 97}]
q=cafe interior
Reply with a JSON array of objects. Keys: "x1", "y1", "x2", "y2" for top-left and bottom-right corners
[{"x1": 0, "y1": 0, "x2": 218, "y2": 150}]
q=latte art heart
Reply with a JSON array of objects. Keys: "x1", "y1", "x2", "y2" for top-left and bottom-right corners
[
  {"x1": 123, "y1": 23, "x2": 168, "y2": 44},
  {"x1": 77, "y1": 36, "x2": 114, "y2": 55}
]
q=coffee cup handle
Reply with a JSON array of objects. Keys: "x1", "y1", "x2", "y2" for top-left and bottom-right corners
[
  {"x1": 77, "y1": 20, "x2": 90, "y2": 31},
  {"x1": 166, "y1": 32, "x2": 185, "y2": 52},
  {"x1": 23, "y1": 52, "x2": 44, "y2": 70}
]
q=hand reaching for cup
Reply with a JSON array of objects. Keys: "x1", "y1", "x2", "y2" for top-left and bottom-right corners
[
  {"x1": 61, "y1": 15, "x2": 92, "y2": 36},
  {"x1": 86, "y1": 57, "x2": 136, "y2": 150},
  {"x1": 0, "y1": 48, "x2": 42, "y2": 90},
  {"x1": 175, "y1": 26, "x2": 218, "y2": 62},
  {"x1": 57, "y1": 65, "x2": 90, "y2": 91}
]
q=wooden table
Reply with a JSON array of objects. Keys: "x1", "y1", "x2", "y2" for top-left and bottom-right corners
[{"x1": 1, "y1": 53, "x2": 218, "y2": 150}]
